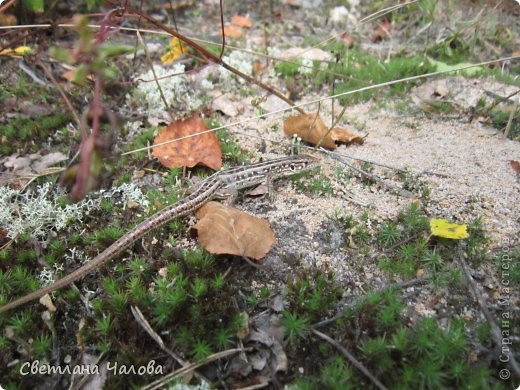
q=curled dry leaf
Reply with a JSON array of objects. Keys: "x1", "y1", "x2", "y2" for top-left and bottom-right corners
[
  {"x1": 191, "y1": 201, "x2": 276, "y2": 260},
  {"x1": 152, "y1": 114, "x2": 222, "y2": 170},
  {"x1": 284, "y1": 113, "x2": 364, "y2": 150}
]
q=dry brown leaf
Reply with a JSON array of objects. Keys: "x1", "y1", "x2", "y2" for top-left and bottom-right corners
[
  {"x1": 192, "y1": 202, "x2": 276, "y2": 260},
  {"x1": 231, "y1": 15, "x2": 253, "y2": 28},
  {"x1": 223, "y1": 25, "x2": 243, "y2": 38},
  {"x1": 283, "y1": 113, "x2": 364, "y2": 150},
  {"x1": 152, "y1": 114, "x2": 222, "y2": 170},
  {"x1": 510, "y1": 160, "x2": 520, "y2": 176}
]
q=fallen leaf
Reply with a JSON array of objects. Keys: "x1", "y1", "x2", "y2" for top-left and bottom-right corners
[
  {"x1": 223, "y1": 25, "x2": 243, "y2": 38},
  {"x1": 2, "y1": 152, "x2": 67, "y2": 182},
  {"x1": 284, "y1": 113, "x2": 364, "y2": 150},
  {"x1": 152, "y1": 114, "x2": 222, "y2": 170},
  {"x1": 192, "y1": 202, "x2": 276, "y2": 260},
  {"x1": 160, "y1": 37, "x2": 186, "y2": 65},
  {"x1": 510, "y1": 160, "x2": 520, "y2": 176},
  {"x1": 32, "y1": 152, "x2": 68, "y2": 173},
  {"x1": 0, "y1": 45, "x2": 32, "y2": 56},
  {"x1": 430, "y1": 218, "x2": 469, "y2": 240},
  {"x1": 231, "y1": 15, "x2": 253, "y2": 28}
]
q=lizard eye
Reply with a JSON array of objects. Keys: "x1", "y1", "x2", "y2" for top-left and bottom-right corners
[{"x1": 289, "y1": 164, "x2": 296, "y2": 170}]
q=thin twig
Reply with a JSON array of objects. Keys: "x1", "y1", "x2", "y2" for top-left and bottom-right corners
[
  {"x1": 312, "y1": 329, "x2": 388, "y2": 390},
  {"x1": 119, "y1": 54, "x2": 519, "y2": 156},
  {"x1": 470, "y1": 89, "x2": 520, "y2": 122},
  {"x1": 329, "y1": 152, "x2": 415, "y2": 198},
  {"x1": 503, "y1": 100, "x2": 518, "y2": 139},
  {"x1": 18, "y1": 60, "x2": 51, "y2": 87},
  {"x1": 142, "y1": 348, "x2": 246, "y2": 390},
  {"x1": 0, "y1": 0, "x2": 16, "y2": 13},
  {"x1": 312, "y1": 277, "x2": 428, "y2": 329},
  {"x1": 36, "y1": 59, "x2": 81, "y2": 127},
  {"x1": 70, "y1": 352, "x2": 107, "y2": 390},
  {"x1": 115, "y1": 2, "x2": 306, "y2": 115},
  {"x1": 457, "y1": 243, "x2": 520, "y2": 378},
  {"x1": 130, "y1": 306, "x2": 209, "y2": 383},
  {"x1": 135, "y1": 29, "x2": 174, "y2": 121}
]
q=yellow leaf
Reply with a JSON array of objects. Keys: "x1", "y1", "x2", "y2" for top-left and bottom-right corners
[
  {"x1": 160, "y1": 38, "x2": 186, "y2": 65},
  {"x1": 430, "y1": 219, "x2": 469, "y2": 240},
  {"x1": 0, "y1": 45, "x2": 32, "y2": 56}
]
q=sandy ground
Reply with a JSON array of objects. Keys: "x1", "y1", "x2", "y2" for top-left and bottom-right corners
[{"x1": 213, "y1": 78, "x2": 519, "y2": 288}]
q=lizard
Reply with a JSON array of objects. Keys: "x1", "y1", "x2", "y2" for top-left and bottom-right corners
[{"x1": 0, "y1": 154, "x2": 317, "y2": 313}]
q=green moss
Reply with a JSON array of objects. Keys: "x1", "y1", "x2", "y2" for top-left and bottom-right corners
[
  {"x1": 0, "y1": 112, "x2": 71, "y2": 154},
  {"x1": 275, "y1": 61, "x2": 301, "y2": 77},
  {"x1": 191, "y1": 277, "x2": 208, "y2": 299},
  {"x1": 282, "y1": 311, "x2": 310, "y2": 343},
  {"x1": 8, "y1": 309, "x2": 35, "y2": 336},
  {"x1": 95, "y1": 313, "x2": 114, "y2": 336},
  {"x1": 320, "y1": 356, "x2": 354, "y2": 389},
  {"x1": 182, "y1": 247, "x2": 215, "y2": 273},
  {"x1": 32, "y1": 334, "x2": 52, "y2": 358},
  {"x1": 93, "y1": 226, "x2": 124, "y2": 246},
  {"x1": 488, "y1": 107, "x2": 519, "y2": 140},
  {"x1": 124, "y1": 126, "x2": 156, "y2": 161},
  {"x1": 315, "y1": 47, "x2": 435, "y2": 105},
  {"x1": 191, "y1": 339, "x2": 212, "y2": 360},
  {"x1": 377, "y1": 221, "x2": 401, "y2": 246}
]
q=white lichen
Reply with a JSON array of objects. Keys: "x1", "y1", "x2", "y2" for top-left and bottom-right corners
[
  {"x1": 38, "y1": 267, "x2": 55, "y2": 286},
  {"x1": 127, "y1": 63, "x2": 203, "y2": 117},
  {"x1": 109, "y1": 183, "x2": 150, "y2": 211},
  {"x1": 0, "y1": 182, "x2": 150, "y2": 242},
  {"x1": 0, "y1": 183, "x2": 84, "y2": 240},
  {"x1": 298, "y1": 58, "x2": 314, "y2": 75},
  {"x1": 218, "y1": 50, "x2": 254, "y2": 84}
]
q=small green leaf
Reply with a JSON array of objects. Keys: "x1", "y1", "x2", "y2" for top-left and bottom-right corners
[
  {"x1": 22, "y1": 0, "x2": 44, "y2": 12},
  {"x1": 98, "y1": 44, "x2": 137, "y2": 60},
  {"x1": 49, "y1": 47, "x2": 73, "y2": 65},
  {"x1": 428, "y1": 58, "x2": 483, "y2": 76},
  {"x1": 72, "y1": 64, "x2": 88, "y2": 86}
]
